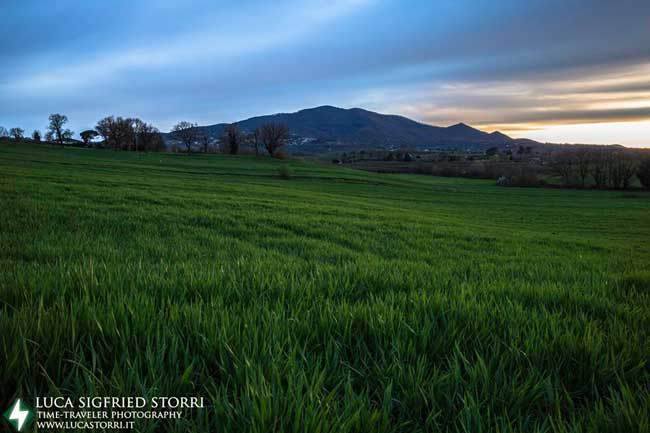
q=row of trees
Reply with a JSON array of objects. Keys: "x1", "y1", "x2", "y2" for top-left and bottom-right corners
[
  {"x1": 3, "y1": 114, "x2": 163, "y2": 151},
  {"x1": 1, "y1": 114, "x2": 73, "y2": 145},
  {"x1": 94, "y1": 116, "x2": 165, "y2": 151},
  {"x1": 3, "y1": 114, "x2": 290, "y2": 157},
  {"x1": 0, "y1": 127, "x2": 26, "y2": 140},
  {"x1": 1, "y1": 127, "x2": 44, "y2": 143},
  {"x1": 550, "y1": 147, "x2": 648, "y2": 189},
  {"x1": 169, "y1": 121, "x2": 290, "y2": 156}
]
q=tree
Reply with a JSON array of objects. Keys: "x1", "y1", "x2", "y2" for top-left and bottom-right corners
[
  {"x1": 589, "y1": 149, "x2": 610, "y2": 188},
  {"x1": 260, "y1": 122, "x2": 289, "y2": 157},
  {"x1": 131, "y1": 119, "x2": 147, "y2": 151},
  {"x1": 609, "y1": 151, "x2": 636, "y2": 189},
  {"x1": 96, "y1": 116, "x2": 135, "y2": 150},
  {"x1": 574, "y1": 148, "x2": 591, "y2": 187},
  {"x1": 95, "y1": 116, "x2": 115, "y2": 148},
  {"x1": 170, "y1": 121, "x2": 198, "y2": 153},
  {"x1": 550, "y1": 151, "x2": 574, "y2": 185},
  {"x1": 96, "y1": 116, "x2": 122, "y2": 149},
  {"x1": 48, "y1": 113, "x2": 73, "y2": 146},
  {"x1": 0, "y1": 127, "x2": 8, "y2": 138},
  {"x1": 222, "y1": 124, "x2": 243, "y2": 155},
  {"x1": 251, "y1": 127, "x2": 261, "y2": 156},
  {"x1": 638, "y1": 159, "x2": 650, "y2": 190},
  {"x1": 80, "y1": 130, "x2": 99, "y2": 147},
  {"x1": 9, "y1": 127, "x2": 24, "y2": 140},
  {"x1": 32, "y1": 130, "x2": 41, "y2": 142},
  {"x1": 118, "y1": 118, "x2": 136, "y2": 151},
  {"x1": 146, "y1": 131, "x2": 166, "y2": 152},
  {"x1": 197, "y1": 131, "x2": 212, "y2": 153},
  {"x1": 133, "y1": 120, "x2": 164, "y2": 151}
]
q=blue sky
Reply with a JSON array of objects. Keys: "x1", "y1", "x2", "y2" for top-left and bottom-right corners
[{"x1": 1, "y1": 0, "x2": 649, "y2": 145}]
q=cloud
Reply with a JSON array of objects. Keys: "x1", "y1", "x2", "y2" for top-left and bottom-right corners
[
  {"x1": 3, "y1": 0, "x2": 374, "y2": 95},
  {"x1": 1, "y1": 0, "x2": 649, "y2": 146},
  {"x1": 350, "y1": 62, "x2": 650, "y2": 139}
]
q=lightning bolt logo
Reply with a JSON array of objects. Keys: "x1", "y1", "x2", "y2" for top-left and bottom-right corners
[{"x1": 3, "y1": 399, "x2": 34, "y2": 432}]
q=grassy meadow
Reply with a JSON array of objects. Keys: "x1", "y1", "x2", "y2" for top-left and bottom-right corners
[{"x1": 1, "y1": 141, "x2": 649, "y2": 432}]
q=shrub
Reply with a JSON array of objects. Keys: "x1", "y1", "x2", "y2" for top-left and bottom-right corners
[
  {"x1": 278, "y1": 165, "x2": 291, "y2": 180},
  {"x1": 496, "y1": 174, "x2": 544, "y2": 187}
]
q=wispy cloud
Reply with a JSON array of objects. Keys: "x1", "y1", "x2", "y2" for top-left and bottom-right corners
[
  {"x1": 1, "y1": 0, "x2": 648, "y2": 146},
  {"x1": 4, "y1": 0, "x2": 373, "y2": 95},
  {"x1": 353, "y1": 62, "x2": 650, "y2": 142}
]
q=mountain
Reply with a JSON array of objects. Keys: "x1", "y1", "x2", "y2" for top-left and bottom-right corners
[{"x1": 167, "y1": 105, "x2": 524, "y2": 153}]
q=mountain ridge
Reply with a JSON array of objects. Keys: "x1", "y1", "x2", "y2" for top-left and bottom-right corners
[{"x1": 166, "y1": 105, "x2": 529, "y2": 152}]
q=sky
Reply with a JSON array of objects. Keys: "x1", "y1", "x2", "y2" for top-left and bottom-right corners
[{"x1": 1, "y1": 0, "x2": 649, "y2": 146}]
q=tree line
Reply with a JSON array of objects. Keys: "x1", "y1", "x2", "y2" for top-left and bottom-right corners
[
  {"x1": 1, "y1": 114, "x2": 76, "y2": 146},
  {"x1": 94, "y1": 116, "x2": 165, "y2": 151},
  {"x1": 1, "y1": 114, "x2": 291, "y2": 157},
  {"x1": 550, "y1": 147, "x2": 649, "y2": 190},
  {"x1": 169, "y1": 121, "x2": 289, "y2": 157},
  {"x1": 4, "y1": 116, "x2": 648, "y2": 188}
]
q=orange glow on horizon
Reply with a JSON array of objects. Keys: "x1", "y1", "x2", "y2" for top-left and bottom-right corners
[{"x1": 483, "y1": 120, "x2": 650, "y2": 148}]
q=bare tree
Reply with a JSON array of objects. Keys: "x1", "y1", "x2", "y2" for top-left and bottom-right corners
[
  {"x1": 609, "y1": 151, "x2": 636, "y2": 189},
  {"x1": 549, "y1": 151, "x2": 574, "y2": 185},
  {"x1": 96, "y1": 116, "x2": 118, "y2": 148},
  {"x1": 32, "y1": 130, "x2": 41, "y2": 142},
  {"x1": 222, "y1": 124, "x2": 243, "y2": 155},
  {"x1": 131, "y1": 119, "x2": 146, "y2": 151},
  {"x1": 121, "y1": 118, "x2": 137, "y2": 151},
  {"x1": 589, "y1": 149, "x2": 609, "y2": 188},
  {"x1": 133, "y1": 120, "x2": 163, "y2": 151},
  {"x1": 80, "y1": 130, "x2": 99, "y2": 147},
  {"x1": 251, "y1": 127, "x2": 261, "y2": 156},
  {"x1": 48, "y1": 113, "x2": 73, "y2": 146},
  {"x1": 0, "y1": 127, "x2": 8, "y2": 138},
  {"x1": 171, "y1": 121, "x2": 198, "y2": 153},
  {"x1": 574, "y1": 148, "x2": 591, "y2": 187},
  {"x1": 146, "y1": 131, "x2": 166, "y2": 152},
  {"x1": 197, "y1": 131, "x2": 212, "y2": 153},
  {"x1": 260, "y1": 123, "x2": 289, "y2": 157},
  {"x1": 9, "y1": 127, "x2": 24, "y2": 140},
  {"x1": 96, "y1": 116, "x2": 136, "y2": 150}
]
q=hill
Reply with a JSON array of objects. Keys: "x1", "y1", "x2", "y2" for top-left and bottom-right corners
[{"x1": 167, "y1": 105, "x2": 524, "y2": 152}]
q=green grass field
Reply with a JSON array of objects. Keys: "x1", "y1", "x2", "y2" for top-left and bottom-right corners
[{"x1": 1, "y1": 142, "x2": 649, "y2": 432}]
